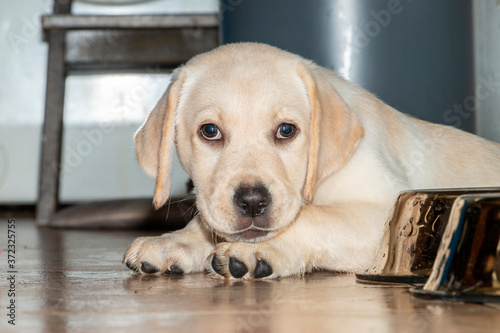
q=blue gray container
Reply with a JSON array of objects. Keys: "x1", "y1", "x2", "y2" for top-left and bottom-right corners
[{"x1": 220, "y1": 0, "x2": 475, "y2": 132}]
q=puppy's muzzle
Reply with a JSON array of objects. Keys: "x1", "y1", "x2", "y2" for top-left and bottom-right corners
[
  {"x1": 232, "y1": 184, "x2": 273, "y2": 239},
  {"x1": 233, "y1": 184, "x2": 271, "y2": 218}
]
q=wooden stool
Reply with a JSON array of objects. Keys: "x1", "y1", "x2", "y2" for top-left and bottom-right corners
[{"x1": 37, "y1": 0, "x2": 217, "y2": 227}]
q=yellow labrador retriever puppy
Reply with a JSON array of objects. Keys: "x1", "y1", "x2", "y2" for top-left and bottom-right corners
[{"x1": 124, "y1": 43, "x2": 500, "y2": 279}]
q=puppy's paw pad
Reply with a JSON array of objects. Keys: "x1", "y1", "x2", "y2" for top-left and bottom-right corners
[
  {"x1": 165, "y1": 265, "x2": 184, "y2": 275},
  {"x1": 253, "y1": 258, "x2": 273, "y2": 278},
  {"x1": 125, "y1": 260, "x2": 139, "y2": 272},
  {"x1": 206, "y1": 243, "x2": 276, "y2": 280},
  {"x1": 141, "y1": 261, "x2": 159, "y2": 274},
  {"x1": 211, "y1": 254, "x2": 228, "y2": 277},
  {"x1": 229, "y1": 257, "x2": 249, "y2": 278}
]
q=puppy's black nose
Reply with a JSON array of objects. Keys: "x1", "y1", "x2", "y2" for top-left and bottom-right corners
[{"x1": 233, "y1": 185, "x2": 271, "y2": 218}]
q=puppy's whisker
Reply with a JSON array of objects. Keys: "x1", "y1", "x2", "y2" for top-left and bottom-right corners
[
  {"x1": 208, "y1": 227, "x2": 223, "y2": 246},
  {"x1": 212, "y1": 229, "x2": 218, "y2": 245},
  {"x1": 163, "y1": 194, "x2": 173, "y2": 221},
  {"x1": 179, "y1": 202, "x2": 197, "y2": 220},
  {"x1": 177, "y1": 194, "x2": 197, "y2": 204}
]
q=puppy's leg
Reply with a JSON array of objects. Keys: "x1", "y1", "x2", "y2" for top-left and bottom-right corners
[
  {"x1": 123, "y1": 216, "x2": 215, "y2": 275},
  {"x1": 206, "y1": 203, "x2": 388, "y2": 279}
]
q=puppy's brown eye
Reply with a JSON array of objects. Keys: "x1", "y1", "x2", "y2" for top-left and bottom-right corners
[
  {"x1": 276, "y1": 123, "x2": 297, "y2": 139},
  {"x1": 200, "y1": 123, "x2": 222, "y2": 140}
]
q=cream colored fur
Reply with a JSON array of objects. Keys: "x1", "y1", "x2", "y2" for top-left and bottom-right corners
[{"x1": 124, "y1": 43, "x2": 500, "y2": 279}]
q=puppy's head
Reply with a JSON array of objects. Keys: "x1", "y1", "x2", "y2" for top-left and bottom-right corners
[{"x1": 135, "y1": 43, "x2": 363, "y2": 242}]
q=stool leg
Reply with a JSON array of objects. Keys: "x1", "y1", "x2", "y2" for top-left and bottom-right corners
[{"x1": 36, "y1": 31, "x2": 66, "y2": 226}]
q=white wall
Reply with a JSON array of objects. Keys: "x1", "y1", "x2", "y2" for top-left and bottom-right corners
[{"x1": 0, "y1": 0, "x2": 218, "y2": 203}]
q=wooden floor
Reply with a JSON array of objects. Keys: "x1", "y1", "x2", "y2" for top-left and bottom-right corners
[{"x1": 0, "y1": 219, "x2": 499, "y2": 333}]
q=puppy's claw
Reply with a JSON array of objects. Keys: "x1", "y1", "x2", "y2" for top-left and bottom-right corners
[
  {"x1": 125, "y1": 260, "x2": 134, "y2": 270},
  {"x1": 141, "y1": 261, "x2": 159, "y2": 274},
  {"x1": 228, "y1": 257, "x2": 248, "y2": 278},
  {"x1": 165, "y1": 265, "x2": 184, "y2": 275},
  {"x1": 253, "y1": 258, "x2": 273, "y2": 278},
  {"x1": 125, "y1": 260, "x2": 139, "y2": 273}
]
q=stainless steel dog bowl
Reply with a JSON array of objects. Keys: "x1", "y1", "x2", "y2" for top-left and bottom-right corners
[
  {"x1": 410, "y1": 193, "x2": 500, "y2": 302},
  {"x1": 356, "y1": 188, "x2": 500, "y2": 284}
]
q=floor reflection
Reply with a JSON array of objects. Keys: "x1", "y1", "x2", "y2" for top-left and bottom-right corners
[{"x1": 5, "y1": 221, "x2": 495, "y2": 332}]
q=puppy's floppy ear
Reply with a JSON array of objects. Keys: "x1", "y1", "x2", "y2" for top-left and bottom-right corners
[
  {"x1": 297, "y1": 63, "x2": 364, "y2": 202},
  {"x1": 134, "y1": 69, "x2": 186, "y2": 209}
]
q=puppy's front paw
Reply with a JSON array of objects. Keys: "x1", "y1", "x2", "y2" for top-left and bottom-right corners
[
  {"x1": 123, "y1": 235, "x2": 190, "y2": 275},
  {"x1": 123, "y1": 223, "x2": 214, "y2": 275},
  {"x1": 205, "y1": 242, "x2": 296, "y2": 280}
]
